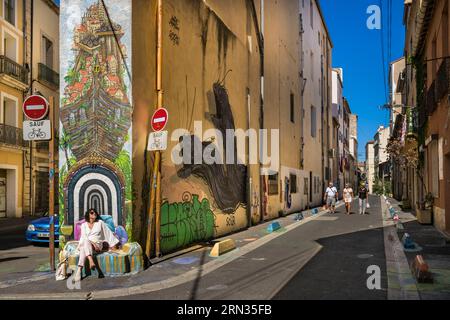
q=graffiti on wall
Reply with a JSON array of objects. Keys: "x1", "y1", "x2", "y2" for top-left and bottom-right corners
[
  {"x1": 169, "y1": 16, "x2": 180, "y2": 46},
  {"x1": 177, "y1": 82, "x2": 247, "y2": 214},
  {"x1": 160, "y1": 192, "x2": 215, "y2": 253},
  {"x1": 59, "y1": 0, "x2": 133, "y2": 234}
]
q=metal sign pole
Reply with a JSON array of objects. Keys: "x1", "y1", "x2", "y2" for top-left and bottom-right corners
[{"x1": 49, "y1": 97, "x2": 55, "y2": 271}]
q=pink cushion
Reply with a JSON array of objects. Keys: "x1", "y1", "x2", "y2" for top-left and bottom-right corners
[{"x1": 74, "y1": 219, "x2": 86, "y2": 241}]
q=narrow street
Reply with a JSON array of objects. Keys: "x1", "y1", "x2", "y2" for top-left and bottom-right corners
[
  {"x1": 121, "y1": 195, "x2": 387, "y2": 300},
  {"x1": 0, "y1": 217, "x2": 54, "y2": 286}
]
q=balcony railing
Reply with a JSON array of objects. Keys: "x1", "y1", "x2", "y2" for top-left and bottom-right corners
[
  {"x1": 0, "y1": 55, "x2": 28, "y2": 85},
  {"x1": 436, "y1": 57, "x2": 450, "y2": 101},
  {"x1": 38, "y1": 63, "x2": 59, "y2": 88},
  {"x1": 0, "y1": 123, "x2": 26, "y2": 148}
]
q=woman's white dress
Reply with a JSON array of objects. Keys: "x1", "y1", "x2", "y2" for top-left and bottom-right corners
[{"x1": 78, "y1": 220, "x2": 119, "y2": 250}]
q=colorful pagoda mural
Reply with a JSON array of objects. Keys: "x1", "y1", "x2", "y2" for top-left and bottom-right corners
[{"x1": 59, "y1": 0, "x2": 132, "y2": 234}]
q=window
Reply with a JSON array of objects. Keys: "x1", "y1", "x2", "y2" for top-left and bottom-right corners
[
  {"x1": 4, "y1": 0, "x2": 15, "y2": 26},
  {"x1": 432, "y1": 37, "x2": 437, "y2": 78},
  {"x1": 310, "y1": 52, "x2": 314, "y2": 81},
  {"x1": 304, "y1": 178, "x2": 308, "y2": 195},
  {"x1": 310, "y1": 0, "x2": 314, "y2": 29},
  {"x1": 443, "y1": 3, "x2": 449, "y2": 56},
  {"x1": 3, "y1": 30, "x2": 18, "y2": 61},
  {"x1": 429, "y1": 141, "x2": 439, "y2": 197},
  {"x1": 42, "y1": 36, "x2": 54, "y2": 69},
  {"x1": 268, "y1": 174, "x2": 279, "y2": 195},
  {"x1": 1, "y1": 95, "x2": 18, "y2": 127},
  {"x1": 290, "y1": 174, "x2": 297, "y2": 194},
  {"x1": 318, "y1": 32, "x2": 321, "y2": 45},
  {"x1": 311, "y1": 105, "x2": 317, "y2": 137},
  {"x1": 290, "y1": 93, "x2": 295, "y2": 123}
]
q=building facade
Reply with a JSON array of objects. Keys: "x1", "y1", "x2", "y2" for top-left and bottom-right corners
[
  {"x1": 0, "y1": 0, "x2": 30, "y2": 218},
  {"x1": 393, "y1": 0, "x2": 450, "y2": 234},
  {"x1": 331, "y1": 68, "x2": 343, "y2": 191},
  {"x1": 132, "y1": 0, "x2": 264, "y2": 253},
  {"x1": 366, "y1": 141, "x2": 375, "y2": 193},
  {"x1": 29, "y1": 0, "x2": 59, "y2": 216},
  {"x1": 264, "y1": 0, "x2": 303, "y2": 217},
  {"x1": 390, "y1": 56, "x2": 406, "y2": 201},
  {"x1": 373, "y1": 125, "x2": 390, "y2": 193},
  {"x1": 343, "y1": 97, "x2": 351, "y2": 189},
  {"x1": 301, "y1": 0, "x2": 333, "y2": 207},
  {"x1": 349, "y1": 113, "x2": 358, "y2": 190}
]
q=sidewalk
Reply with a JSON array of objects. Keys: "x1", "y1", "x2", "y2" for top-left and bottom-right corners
[
  {"x1": 387, "y1": 197, "x2": 450, "y2": 300},
  {"x1": 0, "y1": 203, "x2": 339, "y2": 299}
]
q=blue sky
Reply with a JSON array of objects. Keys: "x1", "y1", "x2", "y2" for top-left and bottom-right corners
[{"x1": 320, "y1": 0, "x2": 405, "y2": 161}]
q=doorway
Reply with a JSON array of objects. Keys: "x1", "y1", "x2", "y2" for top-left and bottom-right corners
[
  {"x1": 0, "y1": 170, "x2": 6, "y2": 218},
  {"x1": 445, "y1": 154, "x2": 450, "y2": 232}
]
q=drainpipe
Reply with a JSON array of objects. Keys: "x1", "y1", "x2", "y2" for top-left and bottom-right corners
[
  {"x1": 29, "y1": 0, "x2": 35, "y2": 216},
  {"x1": 248, "y1": 0, "x2": 264, "y2": 223},
  {"x1": 145, "y1": 0, "x2": 163, "y2": 259}
]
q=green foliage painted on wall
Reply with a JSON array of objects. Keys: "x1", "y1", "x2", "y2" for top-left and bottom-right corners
[
  {"x1": 114, "y1": 149, "x2": 132, "y2": 201},
  {"x1": 160, "y1": 194, "x2": 215, "y2": 254}
]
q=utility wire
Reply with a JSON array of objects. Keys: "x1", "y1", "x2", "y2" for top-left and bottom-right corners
[
  {"x1": 379, "y1": 0, "x2": 388, "y2": 104},
  {"x1": 100, "y1": 0, "x2": 132, "y2": 82}
]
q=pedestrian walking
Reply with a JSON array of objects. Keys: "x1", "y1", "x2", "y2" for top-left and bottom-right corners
[
  {"x1": 343, "y1": 183, "x2": 354, "y2": 215},
  {"x1": 358, "y1": 183, "x2": 369, "y2": 215},
  {"x1": 324, "y1": 182, "x2": 338, "y2": 214}
]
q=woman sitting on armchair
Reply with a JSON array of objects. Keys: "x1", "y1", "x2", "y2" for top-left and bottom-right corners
[{"x1": 74, "y1": 209, "x2": 120, "y2": 281}]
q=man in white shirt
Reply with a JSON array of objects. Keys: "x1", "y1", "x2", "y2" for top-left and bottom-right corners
[{"x1": 324, "y1": 182, "x2": 339, "y2": 214}]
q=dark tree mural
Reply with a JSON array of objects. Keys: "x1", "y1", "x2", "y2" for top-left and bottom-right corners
[{"x1": 177, "y1": 83, "x2": 247, "y2": 214}]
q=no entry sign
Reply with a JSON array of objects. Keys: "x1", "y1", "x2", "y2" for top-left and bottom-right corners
[
  {"x1": 23, "y1": 95, "x2": 49, "y2": 121},
  {"x1": 151, "y1": 108, "x2": 168, "y2": 132}
]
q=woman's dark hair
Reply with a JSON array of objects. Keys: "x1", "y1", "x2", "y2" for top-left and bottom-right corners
[{"x1": 84, "y1": 208, "x2": 101, "y2": 222}]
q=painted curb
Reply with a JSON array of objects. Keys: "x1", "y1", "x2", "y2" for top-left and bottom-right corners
[
  {"x1": 210, "y1": 239, "x2": 237, "y2": 257},
  {"x1": 267, "y1": 222, "x2": 281, "y2": 233}
]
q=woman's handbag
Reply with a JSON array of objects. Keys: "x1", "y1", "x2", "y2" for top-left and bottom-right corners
[
  {"x1": 366, "y1": 202, "x2": 371, "y2": 209},
  {"x1": 55, "y1": 258, "x2": 68, "y2": 281}
]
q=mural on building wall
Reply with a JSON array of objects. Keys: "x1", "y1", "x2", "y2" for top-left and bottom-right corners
[
  {"x1": 160, "y1": 192, "x2": 215, "y2": 253},
  {"x1": 177, "y1": 82, "x2": 247, "y2": 214},
  {"x1": 59, "y1": 0, "x2": 133, "y2": 236}
]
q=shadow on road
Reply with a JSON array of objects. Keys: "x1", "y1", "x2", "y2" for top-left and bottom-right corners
[
  {"x1": 273, "y1": 226, "x2": 388, "y2": 300},
  {"x1": 189, "y1": 247, "x2": 208, "y2": 300},
  {"x1": 0, "y1": 256, "x2": 28, "y2": 263}
]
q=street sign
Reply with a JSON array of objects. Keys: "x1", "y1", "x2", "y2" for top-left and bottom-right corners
[
  {"x1": 23, "y1": 95, "x2": 49, "y2": 121},
  {"x1": 151, "y1": 108, "x2": 168, "y2": 132},
  {"x1": 23, "y1": 120, "x2": 51, "y2": 141},
  {"x1": 147, "y1": 131, "x2": 168, "y2": 151}
]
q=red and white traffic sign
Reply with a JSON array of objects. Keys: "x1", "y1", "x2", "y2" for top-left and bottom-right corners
[
  {"x1": 23, "y1": 95, "x2": 49, "y2": 121},
  {"x1": 151, "y1": 108, "x2": 169, "y2": 132}
]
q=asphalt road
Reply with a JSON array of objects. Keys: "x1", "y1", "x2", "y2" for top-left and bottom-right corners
[
  {"x1": 0, "y1": 217, "x2": 53, "y2": 284},
  {"x1": 121, "y1": 195, "x2": 388, "y2": 300}
]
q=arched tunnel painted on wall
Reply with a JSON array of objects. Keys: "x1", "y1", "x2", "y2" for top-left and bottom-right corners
[
  {"x1": 64, "y1": 162, "x2": 125, "y2": 226},
  {"x1": 59, "y1": 0, "x2": 133, "y2": 235}
]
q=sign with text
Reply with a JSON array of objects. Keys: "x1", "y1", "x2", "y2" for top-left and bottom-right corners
[
  {"x1": 147, "y1": 131, "x2": 168, "y2": 151},
  {"x1": 23, "y1": 120, "x2": 52, "y2": 141}
]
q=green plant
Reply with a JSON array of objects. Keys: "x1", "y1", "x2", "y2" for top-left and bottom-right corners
[
  {"x1": 425, "y1": 193, "x2": 435, "y2": 209},
  {"x1": 114, "y1": 149, "x2": 132, "y2": 201}
]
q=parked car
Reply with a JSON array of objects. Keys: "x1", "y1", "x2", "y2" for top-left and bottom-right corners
[{"x1": 26, "y1": 212, "x2": 60, "y2": 245}]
